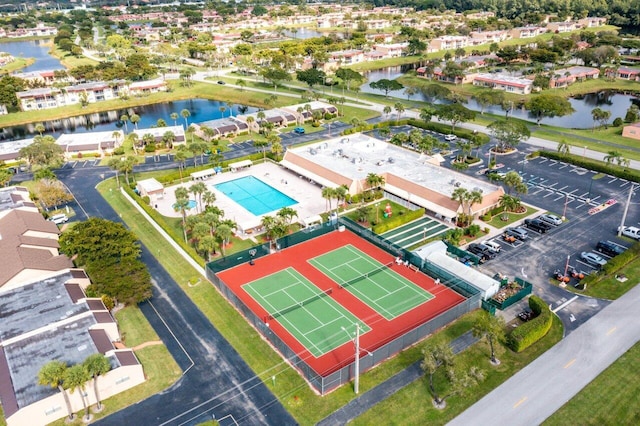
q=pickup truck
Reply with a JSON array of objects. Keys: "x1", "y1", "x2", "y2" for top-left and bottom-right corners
[{"x1": 618, "y1": 226, "x2": 640, "y2": 240}]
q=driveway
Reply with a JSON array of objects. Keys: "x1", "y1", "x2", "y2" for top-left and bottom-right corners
[{"x1": 52, "y1": 166, "x2": 295, "y2": 426}]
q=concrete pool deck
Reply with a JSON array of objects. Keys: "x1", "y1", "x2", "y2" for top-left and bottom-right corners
[{"x1": 155, "y1": 162, "x2": 328, "y2": 234}]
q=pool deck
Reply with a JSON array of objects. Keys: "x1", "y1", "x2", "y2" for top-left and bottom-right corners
[{"x1": 156, "y1": 162, "x2": 327, "y2": 235}]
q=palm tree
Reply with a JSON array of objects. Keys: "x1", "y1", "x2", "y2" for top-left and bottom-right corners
[
  {"x1": 365, "y1": 173, "x2": 385, "y2": 197},
  {"x1": 271, "y1": 140, "x2": 284, "y2": 160},
  {"x1": 321, "y1": 187, "x2": 335, "y2": 211},
  {"x1": 420, "y1": 107, "x2": 433, "y2": 123},
  {"x1": 557, "y1": 140, "x2": 571, "y2": 156},
  {"x1": 170, "y1": 112, "x2": 179, "y2": 126},
  {"x1": 246, "y1": 115, "x2": 256, "y2": 134},
  {"x1": 130, "y1": 114, "x2": 140, "y2": 130},
  {"x1": 498, "y1": 194, "x2": 518, "y2": 220},
  {"x1": 35, "y1": 122, "x2": 45, "y2": 136},
  {"x1": 199, "y1": 235, "x2": 217, "y2": 261},
  {"x1": 38, "y1": 361, "x2": 74, "y2": 420},
  {"x1": 451, "y1": 187, "x2": 469, "y2": 224},
  {"x1": 466, "y1": 189, "x2": 484, "y2": 218},
  {"x1": 472, "y1": 311, "x2": 506, "y2": 364},
  {"x1": 128, "y1": 133, "x2": 140, "y2": 155},
  {"x1": 335, "y1": 185, "x2": 348, "y2": 212},
  {"x1": 174, "y1": 187, "x2": 190, "y2": 242},
  {"x1": 202, "y1": 191, "x2": 217, "y2": 210},
  {"x1": 83, "y1": 354, "x2": 111, "y2": 412},
  {"x1": 604, "y1": 150, "x2": 621, "y2": 166},
  {"x1": 394, "y1": 103, "x2": 405, "y2": 120},
  {"x1": 120, "y1": 114, "x2": 129, "y2": 132},
  {"x1": 65, "y1": 364, "x2": 91, "y2": 421},
  {"x1": 216, "y1": 223, "x2": 233, "y2": 256},
  {"x1": 180, "y1": 109, "x2": 191, "y2": 128},
  {"x1": 120, "y1": 156, "x2": 137, "y2": 185},
  {"x1": 277, "y1": 206, "x2": 298, "y2": 226},
  {"x1": 219, "y1": 106, "x2": 227, "y2": 117},
  {"x1": 189, "y1": 181, "x2": 207, "y2": 213},
  {"x1": 383, "y1": 105, "x2": 392, "y2": 118},
  {"x1": 256, "y1": 111, "x2": 266, "y2": 129}
]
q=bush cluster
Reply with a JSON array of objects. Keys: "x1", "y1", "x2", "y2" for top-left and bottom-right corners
[
  {"x1": 583, "y1": 241, "x2": 640, "y2": 286},
  {"x1": 539, "y1": 151, "x2": 640, "y2": 183},
  {"x1": 372, "y1": 208, "x2": 425, "y2": 233},
  {"x1": 507, "y1": 295, "x2": 553, "y2": 352},
  {"x1": 407, "y1": 119, "x2": 491, "y2": 144}
]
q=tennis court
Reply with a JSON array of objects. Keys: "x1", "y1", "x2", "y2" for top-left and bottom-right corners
[
  {"x1": 242, "y1": 268, "x2": 370, "y2": 357},
  {"x1": 309, "y1": 245, "x2": 434, "y2": 320},
  {"x1": 381, "y1": 216, "x2": 450, "y2": 249}
]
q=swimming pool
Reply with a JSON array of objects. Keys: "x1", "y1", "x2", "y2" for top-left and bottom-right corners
[
  {"x1": 214, "y1": 176, "x2": 298, "y2": 216},
  {"x1": 172, "y1": 200, "x2": 197, "y2": 210}
]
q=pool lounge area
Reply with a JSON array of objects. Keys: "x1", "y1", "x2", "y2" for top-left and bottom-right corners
[
  {"x1": 214, "y1": 176, "x2": 298, "y2": 216},
  {"x1": 155, "y1": 162, "x2": 327, "y2": 235}
]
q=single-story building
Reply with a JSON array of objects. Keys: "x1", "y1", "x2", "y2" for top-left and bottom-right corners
[
  {"x1": 0, "y1": 138, "x2": 34, "y2": 163},
  {"x1": 136, "y1": 178, "x2": 164, "y2": 202},
  {"x1": 132, "y1": 125, "x2": 186, "y2": 147},
  {"x1": 473, "y1": 73, "x2": 533, "y2": 95},
  {"x1": 56, "y1": 130, "x2": 124, "y2": 158},
  {"x1": 549, "y1": 66, "x2": 599, "y2": 88},
  {"x1": 229, "y1": 159, "x2": 253, "y2": 172},
  {"x1": 622, "y1": 122, "x2": 640, "y2": 140}
]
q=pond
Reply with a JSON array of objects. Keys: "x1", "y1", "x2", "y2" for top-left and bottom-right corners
[
  {"x1": 361, "y1": 66, "x2": 639, "y2": 129},
  {"x1": 0, "y1": 39, "x2": 64, "y2": 72},
  {"x1": 0, "y1": 99, "x2": 258, "y2": 141},
  {"x1": 282, "y1": 28, "x2": 329, "y2": 39}
]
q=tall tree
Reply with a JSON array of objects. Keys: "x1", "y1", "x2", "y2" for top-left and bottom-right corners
[
  {"x1": 435, "y1": 104, "x2": 476, "y2": 132},
  {"x1": 369, "y1": 79, "x2": 403, "y2": 98},
  {"x1": 38, "y1": 361, "x2": 74, "y2": 420},
  {"x1": 472, "y1": 311, "x2": 506, "y2": 365},
  {"x1": 65, "y1": 364, "x2": 91, "y2": 421},
  {"x1": 488, "y1": 119, "x2": 531, "y2": 152},
  {"x1": 18, "y1": 135, "x2": 65, "y2": 169},
  {"x1": 83, "y1": 354, "x2": 111, "y2": 412},
  {"x1": 180, "y1": 109, "x2": 191, "y2": 128},
  {"x1": 526, "y1": 94, "x2": 574, "y2": 125}
]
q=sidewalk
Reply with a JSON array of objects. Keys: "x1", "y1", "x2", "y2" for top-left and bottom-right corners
[{"x1": 316, "y1": 331, "x2": 478, "y2": 426}]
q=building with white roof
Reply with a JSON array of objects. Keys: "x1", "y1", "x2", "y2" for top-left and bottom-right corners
[
  {"x1": 0, "y1": 138, "x2": 34, "y2": 163},
  {"x1": 132, "y1": 125, "x2": 186, "y2": 147},
  {"x1": 56, "y1": 130, "x2": 124, "y2": 157},
  {"x1": 281, "y1": 133, "x2": 504, "y2": 221},
  {"x1": 473, "y1": 73, "x2": 533, "y2": 95}
]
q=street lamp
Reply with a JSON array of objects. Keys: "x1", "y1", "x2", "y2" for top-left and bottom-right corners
[
  {"x1": 341, "y1": 324, "x2": 372, "y2": 394},
  {"x1": 586, "y1": 176, "x2": 594, "y2": 203}
]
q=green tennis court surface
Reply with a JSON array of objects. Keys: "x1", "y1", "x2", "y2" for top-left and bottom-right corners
[
  {"x1": 242, "y1": 268, "x2": 370, "y2": 357},
  {"x1": 309, "y1": 245, "x2": 434, "y2": 320},
  {"x1": 381, "y1": 216, "x2": 450, "y2": 249}
]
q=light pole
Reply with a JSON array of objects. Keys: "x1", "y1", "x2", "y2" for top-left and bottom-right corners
[
  {"x1": 342, "y1": 324, "x2": 372, "y2": 394},
  {"x1": 583, "y1": 146, "x2": 587, "y2": 158},
  {"x1": 618, "y1": 183, "x2": 636, "y2": 236},
  {"x1": 586, "y1": 176, "x2": 594, "y2": 203},
  {"x1": 562, "y1": 194, "x2": 569, "y2": 221}
]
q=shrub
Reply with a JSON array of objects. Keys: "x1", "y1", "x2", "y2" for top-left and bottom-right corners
[
  {"x1": 142, "y1": 195, "x2": 150, "y2": 205},
  {"x1": 144, "y1": 143, "x2": 156, "y2": 152},
  {"x1": 407, "y1": 119, "x2": 490, "y2": 145},
  {"x1": 481, "y1": 212, "x2": 492, "y2": 221},
  {"x1": 612, "y1": 117, "x2": 623, "y2": 127},
  {"x1": 538, "y1": 150, "x2": 640, "y2": 183},
  {"x1": 507, "y1": 295, "x2": 553, "y2": 352},
  {"x1": 465, "y1": 224, "x2": 481, "y2": 237},
  {"x1": 113, "y1": 147, "x2": 125, "y2": 156},
  {"x1": 324, "y1": 112, "x2": 335, "y2": 120}
]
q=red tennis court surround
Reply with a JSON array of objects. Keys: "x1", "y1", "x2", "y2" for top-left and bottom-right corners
[{"x1": 217, "y1": 229, "x2": 466, "y2": 378}]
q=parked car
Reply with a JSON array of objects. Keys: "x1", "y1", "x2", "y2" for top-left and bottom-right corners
[
  {"x1": 518, "y1": 308, "x2": 535, "y2": 322},
  {"x1": 48, "y1": 214, "x2": 69, "y2": 225},
  {"x1": 481, "y1": 240, "x2": 501, "y2": 253},
  {"x1": 618, "y1": 226, "x2": 640, "y2": 240},
  {"x1": 596, "y1": 240, "x2": 626, "y2": 257},
  {"x1": 468, "y1": 243, "x2": 497, "y2": 261},
  {"x1": 294, "y1": 127, "x2": 305, "y2": 134},
  {"x1": 506, "y1": 227, "x2": 528, "y2": 240},
  {"x1": 217, "y1": 80, "x2": 226, "y2": 85},
  {"x1": 580, "y1": 251, "x2": 608, "y2": 268},
  {"x1": 485, "y1": 169, "x2": 507, "y2": 179},
  {"x1": 539, "y1": 214, "x2": 563, "y2": 226},
  {"x1": 524, "y1": 218, "x2": 552, "y2": 233},
  {"x1": 444, "y1": 134, "x2": 457, "y2": 141}
]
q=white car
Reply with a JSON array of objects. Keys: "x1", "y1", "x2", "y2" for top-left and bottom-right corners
[
  {"x1": 618, "y1": 226, "x2": 640, "y2": 240},
  {"x1": 580, "y1": 251, "x2": 607, "y2": 268},
  {"x1": 539, "y1": 214, "x2": 563, "y2": 226},
  {"x1": 444, "y1": 134, "x2": 457, "y2": 141},
  {"x1": 480, "y1": 240, "x2": 501, "y2": 253},
  {"x1": 49, "y1": 214, "x2": 69, "y2": 225}
]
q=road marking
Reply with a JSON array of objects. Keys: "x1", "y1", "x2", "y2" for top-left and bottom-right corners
[
  {"x1": 607, "y1": 326, "x2": 617, "y2": 335},
  {"x1": 608, "y1": 177, "x2": 618, "y2": 184},
  {"x1": 553, "y1": 295, "x2": 579, "y2": 313},
  {"x1": 513, "y1": 397, "x2": 528, "y2": 408},
  {"x1": 570, "y1": 314, "x2": 576, "y2": 322},
  {"x1": 553, "y1": 195, "x2": 564, "y2": 201},
  {"x1": 543, "y1": 191, "x2": 555, "y2": 198},
  {"x1": 558, "y1": 185, "x2": 568, "y2": 191},
  {"x1": 559, "y1": 164, "x2": 568, "y2": 169},
  {"x1": 564, "y1": 358, "x2": 576, "y2": 369}
]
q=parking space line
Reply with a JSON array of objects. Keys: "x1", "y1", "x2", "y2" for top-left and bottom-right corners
[
  {"x1": 557, "y1": 185, "x2": 568, "y2": 191},
  {"x1": 608, "y1": 177, "x2": 618, "y2": 184},
  {"x1": 549, "y1": 160, "x2": 557, "y2": 166},
  {"x1": 543, "y1": 191, "x2": 555, "y2": 198},
  {"x1": 620, "y1": 181, "x2": 629, "y2": 188},
  {"x1": 549, "y1": 182, "x2": 557, "y2": 188},
  {"x1": 71, "y1": 161, "x2": 78, "y2": 168},
  {"x1": 559, "y1": 164, "x2": 568, "y2": 169},
  {"x1": 553, "y1": 194, "x2": 564, "y2": 201},
  {"x1": 538, "y1": 158, "x2": 548, "y2": 163}
]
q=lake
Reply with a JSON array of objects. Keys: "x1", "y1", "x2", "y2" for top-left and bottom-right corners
[
  {"x1": 0, "y1": 39, "x2": 64, "y2": 72},
  {"x1": 282, "y1": 28, "x2": 327, "y2": 39},
  {"x1": 0, "y1": 99, "x2": 258, "y2": 141},
  {"x1": 361, "y1": 66, "x2": 639, "y2": 129}
]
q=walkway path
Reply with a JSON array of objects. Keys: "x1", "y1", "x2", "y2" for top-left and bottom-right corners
[
  {"x1": 316, "y1": 331, "x2": 478, "y2": 426},
  {"x1": 449, "y1": 283, "x2": 640, "y2": 425}
]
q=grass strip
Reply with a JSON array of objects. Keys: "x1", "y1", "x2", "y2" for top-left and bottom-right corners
[{"x1": 543, "y1": 342, "x2": 640, "y2": 425}]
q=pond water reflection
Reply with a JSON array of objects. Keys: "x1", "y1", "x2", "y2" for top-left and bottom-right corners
[{"x1": 0, "y1": 39, "x2": 64, "y2": 72}]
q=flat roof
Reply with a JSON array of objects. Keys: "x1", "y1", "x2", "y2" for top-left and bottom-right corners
[
  {"x1": 0, "y1": 138, "x2": 33, "y2": 158},
  {"x1": 137, "y1": 178, "x2": 164, "y2": 193},
  {"x1": 132, "y1": 125, "x2": 185, "y2": 139},
  {"x1": 56, "y1": 130, "x2": 123, "y2": 147},
  {"x1": 285, "y1": 133, "x2": 498, "y2": 197},
  {"x1": 0, "y1": 271, "x2": 87, "y2": 341}
]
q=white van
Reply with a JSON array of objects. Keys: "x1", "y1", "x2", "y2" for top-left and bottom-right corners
[{"x1": 49, "y1": 214, "x2": 69, "y2": 225}]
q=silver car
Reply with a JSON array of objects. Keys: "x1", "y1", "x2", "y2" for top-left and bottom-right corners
[
  {"x1": 580, "y1": 251, "x2": 607, "y2": 268},
  {"x1": 539, "y1": 214, "x2": 562, "y2": 226}
]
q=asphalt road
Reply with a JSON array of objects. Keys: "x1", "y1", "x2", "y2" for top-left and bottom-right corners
[
  {"x1": 51, "y1": 166, "x2": 296, "y2": 426},
  {"x1": 449, "y1": 283, "x2": 640, "y2": 426}
]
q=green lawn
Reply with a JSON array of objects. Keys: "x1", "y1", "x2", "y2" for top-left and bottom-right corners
[
  {"x1": 544, "y1": 342, "x2": 640, "y2": 425},
  {"x1": 0, "y1": 57, "x2": 35, "y2": 74},
  {"x1": 49, "y1": 44, "x2": 99, "y2": 68},
  {"x1": 486, "y1": 205, "x2": 538, "y2": 229},
  {"x1": 47, "y1": 305, "x2": 181, "y2": 426},
  {"x1": 352, "y1": 315, "x2": 564, "y2": 425},
  {"x1": 567, "y1": 251, "x2": 640, "y2": 300}
]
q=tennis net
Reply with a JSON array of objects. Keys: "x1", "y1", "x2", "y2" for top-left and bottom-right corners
[
  {"x1": 266, "y1": 288, "x2": 333, "y2": 321},
  {"x1": 337, "y1": 261, "x2": 394, "y2": 290}
]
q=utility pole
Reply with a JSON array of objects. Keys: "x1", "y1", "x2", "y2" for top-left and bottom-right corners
[{"x1": 618, "y1": 183, "x2": 636, "y2": 236}]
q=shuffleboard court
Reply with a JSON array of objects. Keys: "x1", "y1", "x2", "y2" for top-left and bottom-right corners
[
  {"x1": 242, "y1": 268, "x2": 370, "y2": 358},
  {"x1": 309, "y1": 245, "x2": 434, "y2": 320}
]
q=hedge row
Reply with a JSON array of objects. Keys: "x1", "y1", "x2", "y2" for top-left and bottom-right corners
[
  {"x1": 372, "y1": 208, "x2": 425, "y2": 234},
  {"x1": 407, "y1": 119, "x2": 491, "y2": 145},
  {"x1": 583, "y1": 241, "x2": 640, "y2": 286},
  {"x1": 156, "y1": 153, "x2": 266, "y2": 185},
  {"x1": 538, "y1": 151, "x2": 640, "y2": 183},
  {"x1": 507, "y1": 295, "x2": 553, "y2": 352},
  {"x1": 121, "y1": 184, "x2": 206, "y2": 267}
]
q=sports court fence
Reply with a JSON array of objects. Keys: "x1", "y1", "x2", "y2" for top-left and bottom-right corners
[{"x1": 205, "y1": 217, "x2": 482, "y2": 395}]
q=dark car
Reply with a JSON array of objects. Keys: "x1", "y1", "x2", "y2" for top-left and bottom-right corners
[
  {"x1": 217, "y1": 80, "x2": 226, "y2": 85},
  {"x1": 596, "y1": 240, "x2": 626, "y2": 258},
  {"x1": 524, "y1": 218, "x2": 552, "y2": 233},
  {"x1": 468, "y1": 243, "x2": 497, "y2": 261}
]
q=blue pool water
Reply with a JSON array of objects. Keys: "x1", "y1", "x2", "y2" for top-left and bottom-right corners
[
  {"x1": 172, "y1": 200, "x2": 197, "y2": 210},
  {"x1": 214, "y1": 176, "x2": 298, "y2": 216}
]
